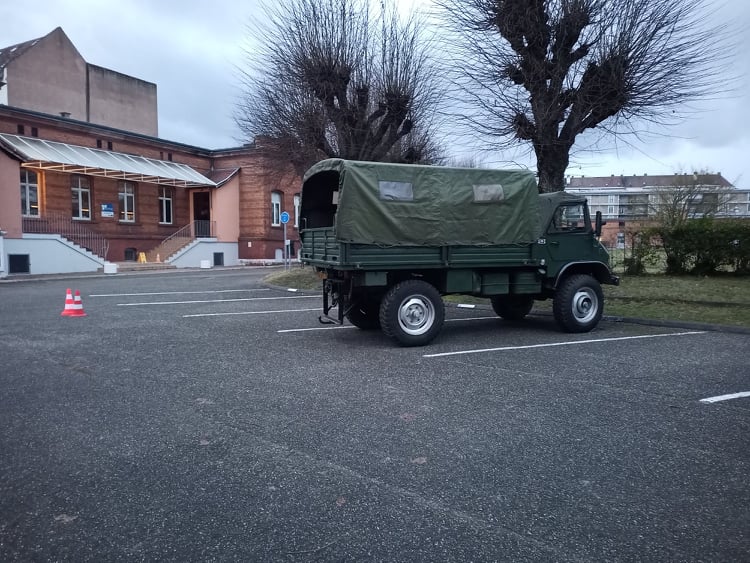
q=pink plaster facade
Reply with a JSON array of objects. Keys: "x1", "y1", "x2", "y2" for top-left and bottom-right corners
[
  {"x1": 0, "y1": 152, "x2": 22, "y2": 237},
  {"x1": 211, "y1": 177, "x2": 241, "y2": 243}
]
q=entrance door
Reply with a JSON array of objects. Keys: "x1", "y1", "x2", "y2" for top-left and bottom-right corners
[{"x1": 193, "y1": 192, "x2": 211, "y2": 237}]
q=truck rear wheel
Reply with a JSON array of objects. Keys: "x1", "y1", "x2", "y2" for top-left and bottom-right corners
[
  {"x1": 553, "y1": 274, "x2": 603, "y2": 333},
  {"x1": 490, "y1": 295, "x2": 534, "y2": 320},
  {"x1": 345, "y1": 299, "x2": 381, "y2": 330},
  {"x1": 380, "y1": 280, "x2": 445, "y2": 347}
]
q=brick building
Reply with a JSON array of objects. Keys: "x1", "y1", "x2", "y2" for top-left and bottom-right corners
[{"x1": 0, "y1": 29, "x2": 299, "y2": 276}]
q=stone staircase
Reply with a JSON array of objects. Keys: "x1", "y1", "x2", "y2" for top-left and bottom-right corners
[
  {"x1": 112, "y1": 261, "x2": 176, "y2": 272},
  {"x1": 145, "y1": 220, "x2": 214, "y2": 263},
  {"x1": 146, "y1": 234, "x2": 193, "y2": 263}
]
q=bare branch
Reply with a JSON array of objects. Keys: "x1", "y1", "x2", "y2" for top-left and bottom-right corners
[
  {"x1": 435, "y1": 0, "x2": 734, "y2": 192},
  {"x1": 235, "y1": 0, "x2": 445, "y2": 173}
]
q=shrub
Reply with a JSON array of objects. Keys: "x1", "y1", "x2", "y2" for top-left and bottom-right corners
[{"x1": 654, "y1": 218, "x2": 750, "y2": 275}]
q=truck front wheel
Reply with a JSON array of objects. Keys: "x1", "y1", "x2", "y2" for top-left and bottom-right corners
[
  {"x1": 553, "y1": 274, "x2": 603, "y2": 333},
  {"x1": 380, "y1": 280, "x2": 445, "y2": 347},
  {"x1": 490, "y1": 295, "x2": 534, "y2": 320}
]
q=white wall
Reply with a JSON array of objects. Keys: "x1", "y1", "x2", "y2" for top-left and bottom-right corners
[
  {"x1": 169, "y1": 240, "x2": 239, "y2": 268},
  {"x1": 4, "y1": 234, "x2": 103, "y2": 275},
  {"x1": 0, "y1": 233, "x2": 6, "y2": 278}
]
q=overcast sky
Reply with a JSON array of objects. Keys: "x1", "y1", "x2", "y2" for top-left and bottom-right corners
[{"x1": 2, "y1": 0, "x2": 749, "y2": 186}]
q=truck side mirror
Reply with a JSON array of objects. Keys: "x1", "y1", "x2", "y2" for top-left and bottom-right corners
[{"x1": 595, "y1": 211, "x2": 605, "y2": 238}]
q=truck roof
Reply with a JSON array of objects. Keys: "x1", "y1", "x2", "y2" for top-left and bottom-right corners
[{"x1": 301, "y1": 159, "x2": 546, "y2": 246}]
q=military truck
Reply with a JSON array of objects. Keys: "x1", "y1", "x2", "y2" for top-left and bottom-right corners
[{"x1": 299, "y1": 159, "x2": 619, "y2": 347}]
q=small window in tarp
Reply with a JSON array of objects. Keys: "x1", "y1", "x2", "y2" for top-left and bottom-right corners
[
  {"x1": 379, "y1": 181, "x2": 414, "y2": 201},
  {"x1": 473, "y1": 184, "x2": 505, "y2": 203}
]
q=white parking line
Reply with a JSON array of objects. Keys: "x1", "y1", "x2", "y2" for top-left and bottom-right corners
[
  {"x1": 117, "y1": 296, "x2": 318, "y2": 306},
  {"x1": 699, "y1": 391, "x2": 750, "y2": 404},
  {"x1": 91, "y1": 289, "x2": 268, "y2": 297},
  {"x1": 423, "y1": 331, "x2": 706, "y2": 358},
  {"x1": 184, "y1": 308, "x2": 320, "y2": 318}
]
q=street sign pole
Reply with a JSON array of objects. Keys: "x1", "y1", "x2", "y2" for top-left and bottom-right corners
[
  {"x1": 280, "y1": 211, "x2": 290, "y2": 270},
  {"x1": 283, "y1": 221, "x2": 288, "y2": 269}
]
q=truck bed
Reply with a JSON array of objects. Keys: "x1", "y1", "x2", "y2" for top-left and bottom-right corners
[{"x1": 301, "y1": 227, "x2": 538, "y2": 270}]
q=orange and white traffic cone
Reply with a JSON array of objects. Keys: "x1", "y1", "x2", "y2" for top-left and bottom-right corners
[
  {"x1": 61, "y1": 288, "x2": 86, "y2": 317},
  {"x1": 71, "y1": 290, "x2": 87, "y2": 317},
  {"x1": 61, "y1": 288, "x2": 76, "y2": 316}
]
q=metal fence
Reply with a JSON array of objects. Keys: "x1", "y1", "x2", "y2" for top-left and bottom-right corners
[{"x1": 22, "y1": 212, "x2": 109, "y2": 260}]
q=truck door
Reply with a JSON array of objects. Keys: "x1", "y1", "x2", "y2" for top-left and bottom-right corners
[{"x1": 541, "y1": 202, "x2": 594, "y2": 265}]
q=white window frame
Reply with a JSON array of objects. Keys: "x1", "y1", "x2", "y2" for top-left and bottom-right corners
[
  {"x1": 158, "y1": 187, "x2": 173, "y2": 225},
  {"x1": 271, "y1": 191, "x2": 282, "y2": 226},
  {"x1": 71, "y1": 175, "x2": 91, "y2": 220},
  {"x1": 118, "y1": 181, "x2": 136, "y2": 222},
  {"x1": 21, "y1": 169, "x2": 39, "y2": 217},
  {"x1": 294, "y1": 193, "x2": 300, "y2": 227}
]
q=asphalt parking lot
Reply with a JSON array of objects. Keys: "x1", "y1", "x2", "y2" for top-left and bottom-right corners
[{"x1": 1, "y1": 267, "x2": 748, "y2": 562}]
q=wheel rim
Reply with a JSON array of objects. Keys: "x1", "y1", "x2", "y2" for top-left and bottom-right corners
[
  {"x1": 397, "y1": 295, "x2": 435, "y2": 336},
  {"x1": 571, "y1": 287, "x2": 599, "y2": 324}
]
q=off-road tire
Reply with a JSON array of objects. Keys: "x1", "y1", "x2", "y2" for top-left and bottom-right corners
[
  {"x1": 379, "y1": 280, "x2": 445, "y2": 347},
  {"x1": 553, "y1": 274, "x2": 603, "y2": 333},
  {"x1": 490, "y1": 295, "x2": 534, "y2": 320}
]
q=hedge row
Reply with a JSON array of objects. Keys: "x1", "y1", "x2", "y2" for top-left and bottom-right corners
[{"x1": 650, "y1": 219, "x2": 750, "y2": 275}]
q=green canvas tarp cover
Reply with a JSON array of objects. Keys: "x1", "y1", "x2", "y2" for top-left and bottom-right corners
[{"x1": 301, "y1": 159, "x2": 542, "y2": 246}]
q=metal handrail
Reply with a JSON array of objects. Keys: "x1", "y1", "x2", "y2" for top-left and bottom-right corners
[
  {"x1": 147, "y1": 220, "x2": 216, "y2": 262},
  {"x1": 22, "y1": 212, "x2": 109, "y2": 259},
  {"x1": 159, "y1": 220, "x2": 216, "y2": 246}
]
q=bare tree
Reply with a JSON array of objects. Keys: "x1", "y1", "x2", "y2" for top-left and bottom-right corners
[
  {"x1": 235, "y1": 0, "x2": 444, "y2": 175},
  {"x1": 435, "y1": 0, "x2": 731, "y2": 192},
  {"x1": 651, "y1": 172, "x2": 735, "y2": 228}
]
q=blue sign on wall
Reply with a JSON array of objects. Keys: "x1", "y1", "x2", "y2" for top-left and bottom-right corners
[{"x1": 101, "y1": 203, "x2": 114, "y2": 218}]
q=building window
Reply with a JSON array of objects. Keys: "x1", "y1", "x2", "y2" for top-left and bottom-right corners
[
  {"x1": 271, "y1": 191, "x2": 282, "y2": 226},
  {"x1": 159, "y1": 187, "x2": 173, "y2": 224},
  {"x1": 21, "y1": 170, "x2": 40, "y2": 216},
  {"x1": 17, "y1": 124, "x2": 24, "y2": 135},
  {"x1": 31, "y1": 127, "x2": 38, "y2": 137},
  {"x1": 96, "y1": 139, "x2": 103, "y2": 148},
  {"x1": 294, "y1": 193, "x2": 300, "y2": 227},
  {"x1": 71, "y1": 175, "x2": 91, "y2": 220},
  {"x1": 118, "y1": 181, "x2": 136, "y2": 222}
]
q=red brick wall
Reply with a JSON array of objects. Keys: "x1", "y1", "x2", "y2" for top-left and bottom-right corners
[
  {"x1": 0, "y1": 107, "x2": 305, "y2": 261},
  {"x1": 26, "y1": 169, "x2": 192, "y2": 260}
]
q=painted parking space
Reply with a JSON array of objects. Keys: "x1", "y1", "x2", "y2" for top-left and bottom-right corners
[{"x1": 2, "y1": 269, "x2": 748, "y2": 561}]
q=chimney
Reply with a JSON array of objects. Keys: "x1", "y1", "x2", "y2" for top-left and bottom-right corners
[{"x1": 60, "y1": 111, "x2": 71, "y2": 118}]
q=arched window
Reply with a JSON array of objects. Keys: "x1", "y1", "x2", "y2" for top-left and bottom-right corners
[
  {"x1": 21, "y1": 170, "x2": 39, "y2": 216},
  {"x1": 293, "y1": 193, "x2": 301, "y2": 227},
  {"x1": 271, "y1": 191, "x2": 282, "y2": 226},
  {"x1": 71, "y1": 175, "x2": 91, "y2": 220},
  {"x1": 118, "y1": 181, "x2": 136, "y2": 222},
  {"x1": 158, "y1": 187, "x2": 174, "y2": 224}
]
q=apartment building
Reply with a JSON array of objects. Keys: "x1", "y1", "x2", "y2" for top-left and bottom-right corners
[{"x1": 566, "y1": 173, "x2": 750, "y2": 247}]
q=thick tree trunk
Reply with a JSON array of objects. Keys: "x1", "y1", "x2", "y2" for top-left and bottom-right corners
[{"x1": 534, "y1": 143, "x2": 571, "y2": 193}]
